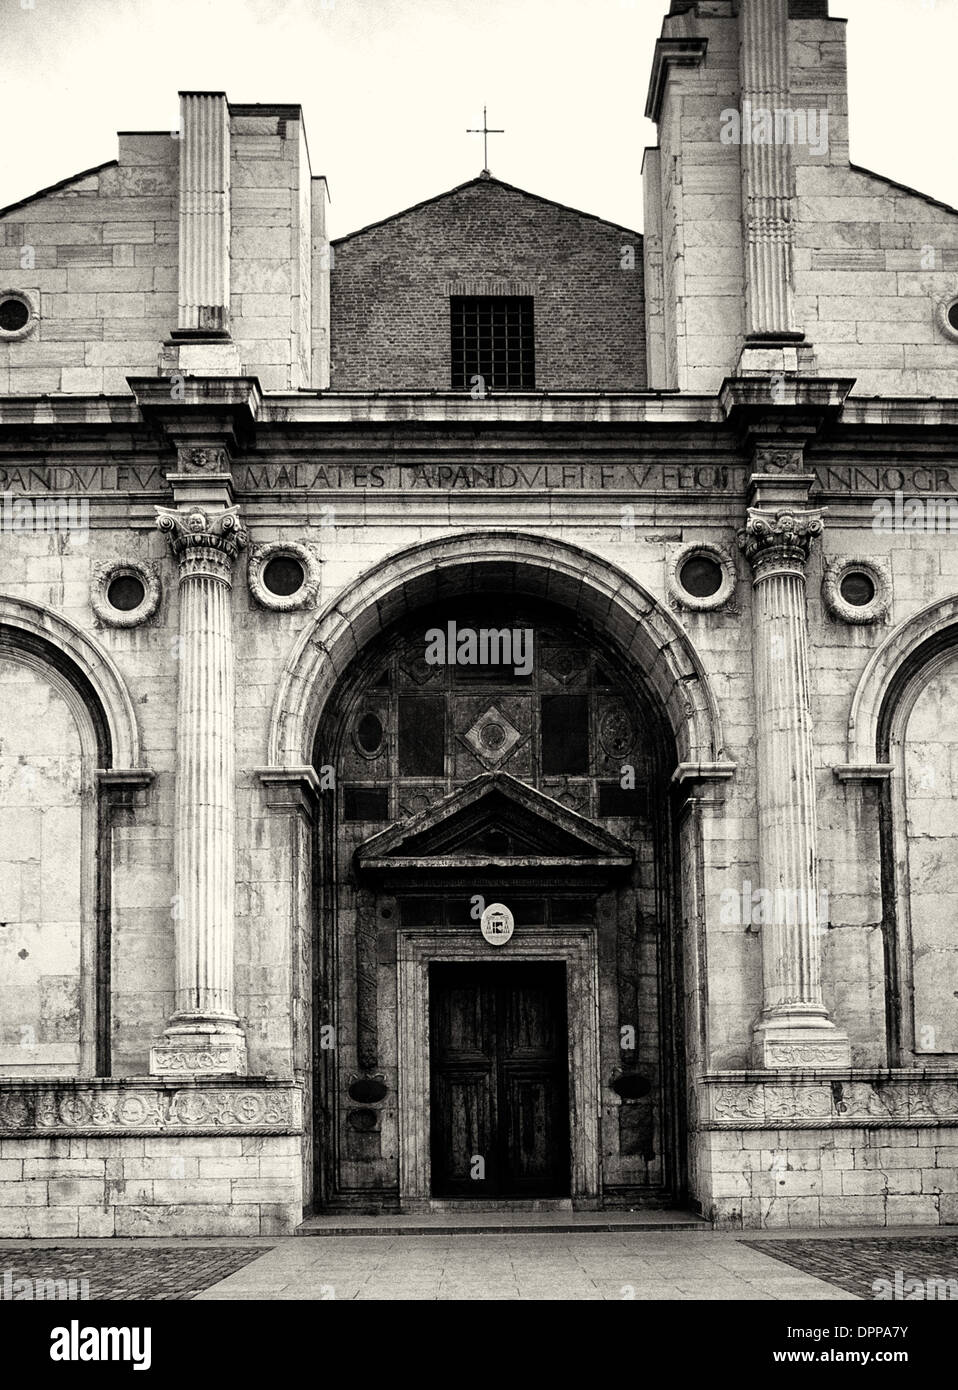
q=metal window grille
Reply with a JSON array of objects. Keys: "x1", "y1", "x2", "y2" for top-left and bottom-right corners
[{"x1": 450, "y1": 296, "x2": 535, "y2": 390}]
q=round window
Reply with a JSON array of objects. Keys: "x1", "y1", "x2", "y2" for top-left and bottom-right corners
[
  {"x1": 263, "y1": 554, "x2": 305, "y2": 597},
  {"x1": 0, "y1": 297, "x2": 29, "y2": 333},
  {"x1": 949, "y1": 302, "x2": 958, "y2": 334},
  {"x1": 107, "y1": 574, "x2": 146, "y2": 612},
  {"x1": 839, "y1": 570, "x2": 876, "y2": 608},
  {"x1": 355, "y1": 712, "x2": 384, "y2": 756},
  {"x1": 679, "y1": 555, "x2": 724, "y2": 599}
]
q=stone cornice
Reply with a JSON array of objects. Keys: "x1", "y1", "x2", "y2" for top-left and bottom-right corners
[
  {"x1": 645, "y1": 36, "x2": 709, "y2": 122},
  {"x1": 4, "y1": 391, "x2": 958, "y2": 431}
]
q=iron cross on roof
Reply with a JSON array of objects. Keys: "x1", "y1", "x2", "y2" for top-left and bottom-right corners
[{"x1": 467, "y1": 106, "x2": 505, "y2": 174}]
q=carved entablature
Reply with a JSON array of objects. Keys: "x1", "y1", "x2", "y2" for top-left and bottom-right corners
[
  {"x1": 155, "y1": 504, "x2": 248, "y2": 583},
  {"x1": 738, "y1": 506, "x2": 824, "y2": 582}
]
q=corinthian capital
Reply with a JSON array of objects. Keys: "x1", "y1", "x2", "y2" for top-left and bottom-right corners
[
  {"x1": 738, "y1": 507, "x2": 824, "y2": 581},
  {"x1": 155, "y1": 504, "x2": 248, "y2": 583}
]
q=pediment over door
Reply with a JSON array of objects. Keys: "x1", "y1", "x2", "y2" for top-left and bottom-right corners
[{"x1": 355, "y1": 771, "x2": 633, "y2": 880}]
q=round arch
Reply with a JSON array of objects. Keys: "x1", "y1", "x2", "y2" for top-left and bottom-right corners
[
  {"x1": 266, "y1": 531, "x2": 725, "y2": 770},
  {"x1": 0, "y1": 594, "x2": 142, "y2": 769},
  {"x1": 845, "y1": 594, "x2": 958, "y2": 763}
]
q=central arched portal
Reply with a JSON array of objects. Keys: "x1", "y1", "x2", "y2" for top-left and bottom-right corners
[{"x1": 289, "y1": 536, "x2": 719, "y2": 1213}]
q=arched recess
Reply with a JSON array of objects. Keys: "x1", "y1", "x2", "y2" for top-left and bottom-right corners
[
  {"x1": 263, "y1": 532, "x2": 728, "y2": 1213},
  {"x1": 0, "y1": 596, "x2": 141, "y2": 771},
  {"x1": 843, "y1": 595, "x2": 958, "y2": 1063},
  {"x1": 267, "y1": 531, "x2": 725, "y2": 772},
  {"x1": 0, "y1": 596, "x2": 147, "y2": 1077},
  {"x1": 845, "y1": 594, "x2": 958, "y2": 765}
]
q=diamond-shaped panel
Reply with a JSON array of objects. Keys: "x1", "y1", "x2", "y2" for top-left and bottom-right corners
[{"x1": 463, "y1": 704, "x2": 522, "y2": 769}]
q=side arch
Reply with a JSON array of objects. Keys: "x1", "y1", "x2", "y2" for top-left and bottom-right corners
[
  {"x1": 846, "y1": 595, "x2": 958, "y2": 763},
  {"x1": 266, "y1": 531, "x2": 725, "y2": 770},
  {"x1": 0, "y1": 595, "x2": 142, "y2": 769}
]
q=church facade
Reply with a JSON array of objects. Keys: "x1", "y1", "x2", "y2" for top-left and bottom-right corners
[{"x1": 0, "y1": 0, "x2": 957, "y2": 1236}]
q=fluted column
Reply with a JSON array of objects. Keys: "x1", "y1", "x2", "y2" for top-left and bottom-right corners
[
  {"x1": 150, "y1": 501, "x2": 248, "y2": 1076},
  {"x1": 740, "y1": 507, "x2": 851, "y2": 1068}
]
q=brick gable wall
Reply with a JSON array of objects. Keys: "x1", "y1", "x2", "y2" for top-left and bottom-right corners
[{"x1": 329, "y1": 178, "x2": 646, "y2": 392}]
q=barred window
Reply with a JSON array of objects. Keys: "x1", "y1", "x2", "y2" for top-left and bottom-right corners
[{"x1": 450, "y1": 296, "x2": 535, "y2": 390}]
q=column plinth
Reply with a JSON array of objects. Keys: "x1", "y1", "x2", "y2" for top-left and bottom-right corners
[
  {"x1": 740, "y1": 506, "x2": 851, "y2": 1069},
  {"x1": 150, "y1": 498, "x2": 248, "y2": 1077}
]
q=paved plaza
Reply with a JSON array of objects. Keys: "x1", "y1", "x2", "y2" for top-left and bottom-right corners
[{"x1": 0, "y1": 1228, "x2": 954, "y2": 1301}]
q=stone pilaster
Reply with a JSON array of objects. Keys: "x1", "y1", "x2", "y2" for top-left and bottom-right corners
[
  {"x1": 738, "y1": 0, "x2": 796, "y2": 342},
  {"x1": 168, "y1": 92, "x2": 241, "y2": 376},
  {"x1": 739, "y1": 501, "x2": 851, "y2": 1069},
  {"x1": 177, "y1": 92, "x2": 230, "y2": 334},
  {"x1": 151, "y1": 487, "x2": 248, "y2": 1076}
]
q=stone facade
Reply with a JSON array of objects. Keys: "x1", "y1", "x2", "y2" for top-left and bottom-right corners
[{"x1": 0, "y1": 2, "x2": 956, "y2": 1234}]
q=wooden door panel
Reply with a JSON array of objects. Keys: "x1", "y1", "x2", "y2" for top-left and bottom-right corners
[
  {"x1": 431, "y1": 1072, "x2": 495, "y2": 1193},
  {"x1": 501, "y1": 1073, "x2": 566, "y2": 1193},
  {"x1": 430, "y1": 963, "x2": 570, "y2": 1198}
]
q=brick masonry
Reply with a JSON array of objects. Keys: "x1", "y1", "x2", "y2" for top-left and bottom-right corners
[{"x1": 329, "y1": 176, "x2": 646, "y2": 392}]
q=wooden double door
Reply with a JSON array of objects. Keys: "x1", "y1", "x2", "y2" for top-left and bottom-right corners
[{"x1": 429, "y1": 962, "x2": 570, "y2": 1198}]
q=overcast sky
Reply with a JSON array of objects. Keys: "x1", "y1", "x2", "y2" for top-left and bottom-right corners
[{"x1": 0, "y1": 0, "x2": 955, "y2": 236}]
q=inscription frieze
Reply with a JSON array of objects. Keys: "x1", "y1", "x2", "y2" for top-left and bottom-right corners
[{"x1": 1, "y1": 461, "x2": 957, "y2": 497}]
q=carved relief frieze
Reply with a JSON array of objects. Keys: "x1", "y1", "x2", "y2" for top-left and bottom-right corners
[
  {"x1": 0, "y1": 1085, "x2": 298, "y2": 1134},
  {"x1": 705, "y1": 1077, "x2": 958, "y2": 1127}
]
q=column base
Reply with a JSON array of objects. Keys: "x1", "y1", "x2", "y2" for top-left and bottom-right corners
[
  {"x1": 752, "y1": 1015, "x2": 851, "y2": 1070},
  {"x1": 150, "y1": 1021, "x2": 248, "y2": 1077}
]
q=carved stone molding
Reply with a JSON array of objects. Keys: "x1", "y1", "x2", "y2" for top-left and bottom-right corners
[
  {"x1": 738, "y1": 507, "x2": 824, "y2": 581},
  {"x1": 704, "y1": 1075, "x2": 958, "y2": 1128},
  {"x1": 150, "y1": 1043, "x2": 248, "y2": 1077},
  {"x1": 668, "y1": 542, "x2": 739, "y2": 613},
  {"x1": 247, "y1": 540, "x2": 321, "y2": 612},
  {"x1": 176, "y1": 445, "x2": 231, "y2": 475},
  {"x1": 823, "y1": 556, "x2": 891, "y2": 626},
  {"x1": 0, "y1": 1083, "x2": 300, "y2": 1135},
  {"x1": 91, "y1": 560, "x2": 162, "y2": 629},
  {"x1": 936, "y1": 295, "x2": 958, "y2": 344}
]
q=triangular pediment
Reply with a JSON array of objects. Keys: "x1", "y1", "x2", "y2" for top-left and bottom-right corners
[{"x1": 356, "y1": 773, "x2": 633, "y2": 875}]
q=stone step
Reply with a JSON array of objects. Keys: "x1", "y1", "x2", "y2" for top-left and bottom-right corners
[{"x1": 296, "y1": 1209, "x2": 710, "y2": 1237}]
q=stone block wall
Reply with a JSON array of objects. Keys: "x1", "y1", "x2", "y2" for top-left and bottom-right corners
[
  {"x1": 0, "y1": 136, "x2": 177, "y2": 395},
  {"x1": 644, "y1": 6, "x2": 958, "y2": 394}
]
